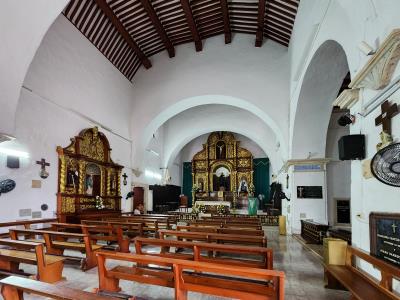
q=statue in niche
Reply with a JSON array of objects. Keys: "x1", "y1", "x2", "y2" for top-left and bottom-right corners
[
  {"x1": 66, "y1": 167, "x2": 79, "y2": 189},
  {"x1": 86, "y1": 174, "x2": 94, "y2": 195},
  {"x1": 216, "y1": 141, "x2": 226, "y2": 159},
  {"x1": 85, "y1": 163, "x2": 101, "y2": 196},
  {"x1": 238, "y1": 177, "x2": 248, "y2": 193},
  {"x1": 110, "y1": 174, "x2": 117, "y2": 191}
]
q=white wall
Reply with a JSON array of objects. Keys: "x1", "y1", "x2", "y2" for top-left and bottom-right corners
[
  {"x1": 0, "y1": 0, "x2": 68, "y2": 136},
  {"x1": 130, "y1": 34, "x2": 290, "y2": 172},
  {"x1": 325, "y1": 111, "x2": 351, "y2": 226},
  {"x1": 290, "y1": 0, "x2": 400, "y2": 290},
  {"x1": 0, "y1": 15, "x2": 137, "y2": 221}
]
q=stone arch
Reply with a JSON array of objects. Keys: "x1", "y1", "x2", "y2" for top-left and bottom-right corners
[{"x1": 291, "y1": 40, "x2": 350, "y2": 158}]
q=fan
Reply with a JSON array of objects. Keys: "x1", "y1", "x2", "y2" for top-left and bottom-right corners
[{"x1": 371, "y1": 143, "x2": 400, "y2": 187}]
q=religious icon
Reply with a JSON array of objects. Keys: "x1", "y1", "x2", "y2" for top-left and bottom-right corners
[
  {"x1": 86, "y1": 174, "x2": 94, "y2": 195},
  {"x1": 216, "y1": 141, "x2": 226, "y2": 159},
  {"x1": 66, "y1": 167, "x2": 78, "y2": 189},
  {"x1": 238, "y1": 177, "x2": 248, "y2": 193}
]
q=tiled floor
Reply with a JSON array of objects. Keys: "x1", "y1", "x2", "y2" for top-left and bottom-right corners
[{"x1": 6, "y1": 227, "x2": 350, "y2": 299}]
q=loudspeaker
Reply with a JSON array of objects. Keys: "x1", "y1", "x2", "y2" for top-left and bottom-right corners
[
  {"x1": 7, "y1": 156, "x2": 19, "y2": 168},
  {"x1": 338, "y1": 134, "x2": 365, "y2": 160}
]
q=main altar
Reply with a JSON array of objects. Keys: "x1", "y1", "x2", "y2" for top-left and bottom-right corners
[{"x1": 192, "y1": 132, "x2": 254, "y2": 210}]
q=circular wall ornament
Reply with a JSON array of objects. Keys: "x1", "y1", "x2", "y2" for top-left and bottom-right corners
[
  {"x1": 371, "y1": 143, "x2": 400, "y2": 187},
  {"x1": 0, "y1": 179, "x2": 16, "y2": 193},
  {"x1": 41, "y1": 204, "x2": 49, "y2": 211}
]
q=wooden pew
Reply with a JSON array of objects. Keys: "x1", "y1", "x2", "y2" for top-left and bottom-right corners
[
  {"x1": 9, "y1": 229, "x2": 102, "y2": 271},
  {"x1": 0, "y1": 239, "x2": 65, "y2": 283},
  {"x1": 134, "y1": 237, "x2": 273, "y2": 269},
  {"x1": 158, "y1": 230, "x2": 267, "y2": 247},
  {"x1": 51, "y1": 222, "x2": 131, "y2": 253},
  {"x1": 97, "y1": 251, "x2": 285, "y2": 300},
  {"x1": 201, "y1": 216, "x2": 261, "y2": 224},
  {"x1": 177, "y1": 225, "x2": 265, "y2": 236},
  {"x1": 0, "y1": 218, "x2": 57, "y2": 238},
  {"x1": 0, "y1": 276, "x2": 121, "y2": 300},
  {"x1": 105, "y1": 217, "x2": 170, "y2": 236},
  {"x1": 325, "y1": 246, "x2": 400, "y2": 300},
  {"x1": 188, "y1": 220, "x2": 263, "y2": 230},
  {"x1": 82, "y1": 220, "x2": 144, "y2": 238}
]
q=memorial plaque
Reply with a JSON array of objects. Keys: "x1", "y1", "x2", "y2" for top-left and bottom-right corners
[
  {"x1": 370, "y1": 212, "x2": 400, "y2": 267},
  {"x1": 296, "y1": 186, "x2": 323, "y2": 198}
]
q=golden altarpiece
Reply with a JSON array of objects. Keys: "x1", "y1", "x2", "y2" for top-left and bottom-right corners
[
  {"x1": 192, "y1": 132, "x2": 253, "y2": 208},
  {"x1": 56, "y1": 127, "x2": 123, "y2": 223}
]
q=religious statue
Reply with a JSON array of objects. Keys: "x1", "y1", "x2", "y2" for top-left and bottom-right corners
[
  {"x1": 216, "y1": 141, "x2": 226, "y2": 159},
  {"x1": 67, "y1": 168, "x2": 79, "y2": 189},
  {"x1": 86, "y1": 174, "x2": 94, "y2": 195},
  {"x1": 238, "y1": 178, "x2": 248, "y2": 193},
  {"x1": 376, "y1": 131, "x2": 393, "y2": 151}
]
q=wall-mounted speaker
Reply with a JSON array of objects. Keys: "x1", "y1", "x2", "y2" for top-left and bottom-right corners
[
  {"x1": 338, "y1": 134, "x2": 365, "y2": 160},
  {"x1": 7, "y1": 156, "x2": 19, "y2": 168}
]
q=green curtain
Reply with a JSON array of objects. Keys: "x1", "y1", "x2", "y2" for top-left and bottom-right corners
[
  {"x1": 182, "y1": 162, "x2": 192, "y2": 206},
  {"x1": 253, "y1": 158, "x2": 270, "y2": 206}
]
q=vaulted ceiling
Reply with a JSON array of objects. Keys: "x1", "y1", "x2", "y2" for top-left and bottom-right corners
[{"x1": 63, "y1": 0, "x2": 300, "y2": 81}]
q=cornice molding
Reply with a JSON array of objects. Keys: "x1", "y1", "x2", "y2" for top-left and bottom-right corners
[
  {"x1": 280, "y1": 158, "x2": 331, "y2": 173},
  {"x1": 333, "y1": 88, "x2": 360, "y2": 109},
  {"x1": 349, "y1": 29, "x2": 400, "y2": 90}
]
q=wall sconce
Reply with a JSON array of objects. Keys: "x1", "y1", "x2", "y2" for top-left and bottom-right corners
[
  {"x1": 122, "y1": 173, "x2": 128, "y2": 186},
  {"x1": 36, "y1": 158, "x2": 50, "y2": 179},
  {"x1": 358, "y1": 41, "x2": 375, "y2": 56}
]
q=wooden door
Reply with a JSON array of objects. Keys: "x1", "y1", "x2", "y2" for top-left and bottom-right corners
[{"x1": 133, "y1": 187, "x2": 144, "y2": 209}]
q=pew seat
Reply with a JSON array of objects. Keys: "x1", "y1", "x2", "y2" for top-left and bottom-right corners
[
  {"x1": 325, "y1": 246, "x2": 400, "y2": 300},
  {"x1": 0, "y1": 239, "x2": 65, "y2": 283},
  {"x1": 10, "y1": 229, "x2": 102, "y2": 271},
  {"x1": 0, "y1": 276, "x2": 121, "y2": 300},
  {"x1": 97, "y1": 251, "x2": 285, "y2": 300},
  {"x1": 135, "y1": 237, "x2": 273, "y2": 269}
]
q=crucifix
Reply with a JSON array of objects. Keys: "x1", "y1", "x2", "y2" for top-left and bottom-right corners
[
  {"x1": 122, "y1": 173, "x2": 128, "y2": 186},
  {"x1": 392, "y1": 222, "x2": 398, "y2": 234},
  {"x1": 375, "y1": 100, "x2": 399, "y2": 135},
  {"x1": 36, "y1": 158, "x2": 50, "y2": 179}
]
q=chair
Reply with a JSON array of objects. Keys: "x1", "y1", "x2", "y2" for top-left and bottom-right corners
[{"x1": 179, "y1": 195, "x2": 188, "y2": 212}]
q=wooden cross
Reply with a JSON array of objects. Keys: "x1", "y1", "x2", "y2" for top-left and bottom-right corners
[
  {"x1": 392, "y1": 222, "x2": 398, "y2": 234},
  {"x1": 36, "y1": 158, "x2": 50, "y2": 170},
  {"x1": 375, "y1": 100, "x2": 399, "y2": 135},
  {"x1": 122, "y1": 173, "x2": 128, "y2": 185}
]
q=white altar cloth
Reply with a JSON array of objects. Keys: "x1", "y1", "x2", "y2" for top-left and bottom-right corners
[{"x1": 194, "y1": 200, "x2": 231, "y2": 208}]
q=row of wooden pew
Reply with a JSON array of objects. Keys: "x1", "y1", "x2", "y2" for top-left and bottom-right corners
[{"x1": 0, "y1": 216, "x2": 286, "y2": 299}]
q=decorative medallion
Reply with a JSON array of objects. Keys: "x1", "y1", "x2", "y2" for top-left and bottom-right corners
[
  {"x1": 0, "y1": 179, "x2": 16, "y2": 194},
  {"x1": 371, "y1": 143, "x2": 400, "y2": 187}
]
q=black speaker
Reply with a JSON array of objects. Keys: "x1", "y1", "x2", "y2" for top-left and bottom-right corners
[
  {"x1": 338, "y1": 134, "x2": 365, "y2": 160},
  {"x1": 7, "y1": 156, "x2": 19, "y2": 168}
]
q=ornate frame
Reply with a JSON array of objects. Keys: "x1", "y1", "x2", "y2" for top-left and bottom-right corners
[
  {"x1": 192, "y1": 132, "x2": 253, "y2": 208},
  {"x1": 56, "y1": 127, "x2": 123, "y2": 222}
]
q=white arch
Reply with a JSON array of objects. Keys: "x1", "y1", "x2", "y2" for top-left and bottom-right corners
[
  {"x1": 160, "y1": 104, "x2": 281, "y2": 172},
  {"x1": 134, "y1": 95, "x2": 287, "y2": 171},
  {"x1": 290, "y1": 40, "x2": 349, "y2": 158},
  {"x1": 0, "y1": 1, "x2": 68, "y2": 136}
]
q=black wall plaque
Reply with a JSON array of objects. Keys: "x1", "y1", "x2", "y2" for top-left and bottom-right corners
[
  {"x1": 370, "y1": 212, "x2": 400, "y2": 267},
  {"x1": 296, "y1": 186, "x2": 323, "y2": 198},
  {"x1": 336, "y1": 199, "x2": 350, "y2": 224}
]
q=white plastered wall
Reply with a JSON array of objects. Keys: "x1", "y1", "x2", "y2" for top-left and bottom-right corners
[{"x1": 0, "y1": 15, "x2": 136, "y2": 220}]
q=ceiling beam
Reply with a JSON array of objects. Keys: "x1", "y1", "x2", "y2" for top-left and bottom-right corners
[
  {"x1": 219, "y1": 0, "x2": 231, "y2": 44},
  {"x1": 139, "y1": 0, "x2": 175, "y2": 58},
  {"x1": 255, "y1": 0, "x2": 266, "y2": 47},
  {"x1": 94, "y1": 0, "x2": 152, "y2": 69},
  {"x1": 180, "y1": 0, "x2": 203, "y2": 51}
]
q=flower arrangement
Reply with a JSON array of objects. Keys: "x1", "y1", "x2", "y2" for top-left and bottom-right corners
[
  {"x1": 216, "y1": 204, "x2": 227, "y2": 215},
  {"x1": 192, "y1": 184, "x2": 199, "y2": 193},
  {"x1": 95, "y1": 195, "x2": 105, "y2": 210},
  {"x1": 248, "y1": 183, "x2": 255, "y2": 196}
]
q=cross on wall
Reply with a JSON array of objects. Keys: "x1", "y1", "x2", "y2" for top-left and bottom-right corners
[
  {"x1": 36, "y1": 158, "x2": 50, "y2": 169},
  {"x1": 375, "y1": 100, "x2": 399, "y2": 135}
]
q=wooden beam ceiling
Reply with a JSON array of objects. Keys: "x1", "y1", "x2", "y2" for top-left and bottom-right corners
[
  {"x1": 139, "y1": 0, "x2": 175, "y2": 58},
  {"x1": 94, "y1": 0, "x2": 152, "y2": 69},
  {"x1": 255, "y1": 0, "x2": 266, "y2": 47},
  {"x1": 63, "y1": 0, "x2": 300, "y2": 81},
  {"x1": 219, "y1": 0, "x2": 231, "y2": 44},
  {"x1": 180, "y1": 0, "x2": 203, "y2": 51}
]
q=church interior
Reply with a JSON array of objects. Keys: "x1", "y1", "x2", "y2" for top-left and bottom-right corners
[{"x1": 1, "y1": 0, "x2": 400, "y2": 299}]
